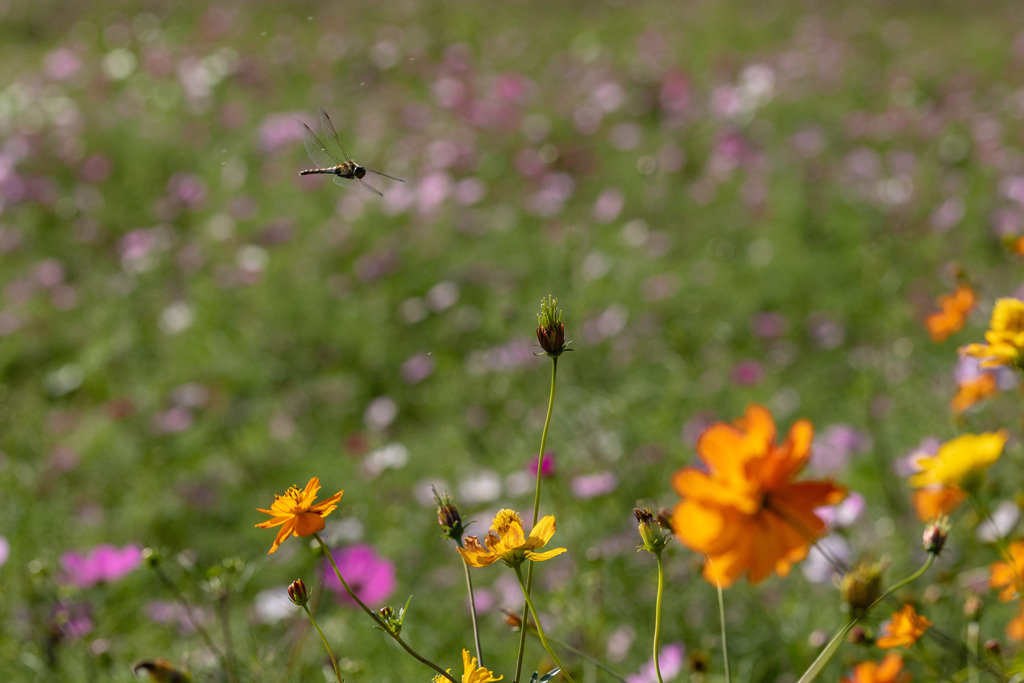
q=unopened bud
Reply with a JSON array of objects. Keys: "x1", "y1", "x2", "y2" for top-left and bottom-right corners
[
  {"x1": 984, "y1": 638, "x2": 1001, "y2": 656},
  {"x1": 536, "y1": 295, "x2": 570, "y2": 357},
  {"x1": 287, "y1": 579, "x2": 309, "y2": 606},
  {"x1": 502, "y1": 609, "x2": 523, "y2": 630},
  {"x1": 922, "y1": 518, "x2": 950, "y2": 555},
  {"x1": 964, "y1": 595, "x2": 983, "y2": 619},
  {"x1": 847, "y1": 626, "x2": 868, "y2": 645},
  {"x1": 634, "y1": 507, "x2": 671, "y2": 555},
  {"x1": 840, "y1": 560, "x2": 886, "y2": 618},
  {"x1": 433, "y1": 489, "x2": 465, "y2": 543}
]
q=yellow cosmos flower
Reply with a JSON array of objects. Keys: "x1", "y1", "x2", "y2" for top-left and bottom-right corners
[
  {"x1": 255, "y1": 477, "x2": 343, "y2": 554},
  {"x1": 961, "y1": 297, "x2": 1024, "y2": 369},
  {"x1": 432, "y1": 650, "x2": 503, "y2": 683},
  {"x1": 909, "y1": 431, "x2": 1007, "y2": 490},
  {"x1": 457, "y1": 509, "x2": 566, "y2": 569},
  {"x1": 876, "y1": 604, "x2": 932, "y2": 649}
]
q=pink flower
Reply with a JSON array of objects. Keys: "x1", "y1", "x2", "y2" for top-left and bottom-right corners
[
  {"x1": 627, "y1": 643, "x2": 685, "y2": 683},
  {"x1": 60, "y1": 544, "x2": 143, "y2": 588},
  {"x1": 322, "y1": 544, "x2": 397, "y2": 608},
  {"x1": 528, "y1": 452, "x2": 556, "y2": 478}
]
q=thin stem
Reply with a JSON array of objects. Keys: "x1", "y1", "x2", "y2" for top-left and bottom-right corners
[
  {"x1": 515, "y1": 566, "x2": 575, "y2": 683},
  {"x1": 515, "y1": 356, "x2": 559, "y2": 683},
  {"x1": 520, "y1": 625, "x2": 626, "y2": 683},
  {"x1": 457, "y1": 538, "x2": 484, "y2": 666},
  {"x1": 653, "y1": 553, "x2": 665, "y2": 683},
  {"x1": 531, "y1": 357, "x2": 558, "y2": 526},
  {"x1": 716, "y1": 582, "x2": 731, "y2": 683},
  {"x1": 796, "y1": 554, "x2": 936, "y2": 683},
  {"x1": 151, "y1": 563, "x2": 238, "y2": 683},
  {"x1": 302, "y1": 604, "x2": 343, "y2": 683},
  {"x1": 315, "y1": 535, "x2": 456, "y2": 683}
]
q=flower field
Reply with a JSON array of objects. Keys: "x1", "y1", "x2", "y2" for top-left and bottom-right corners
[{"x1": 3, "y1": 2, "x2": 1024, "y2": 682}]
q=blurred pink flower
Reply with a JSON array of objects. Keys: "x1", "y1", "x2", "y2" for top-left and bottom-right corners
[
  {"x1": 528, "y1": 452, "x2": 556, "y2": 478},
  {"x1": 593, "y1": 188, "x2": 624, "y2": 223},
  {"x1": 811, "y1": 425, "x2": 870, "y2": 474},
  {"x1": 60, "y1": 544, "x2": 143, "y2": 588},
  {"x1": 627, "y1": 642, "x2": 685, "y2": 683},
  {"x1": 0, "y1": 536, "x2": 9, "y2": 568},
  {"x1": 258, "y1": 112, "x2": 305, "y2": 152},
  {"x1": 52, "y1": 601, "x2": 93, "y2": 640},
  {"x1": 167, "y1": 173, "x2": 208, "y2": 210},
  {"x1": 752, "y1": 311, "x2": 787, "y2": 338},
  {"x1": 401, "y1": 353, "x2": 436, "y2": 384},
  {"x1": 322, "y1": 544, "x2": 396, "y2": 608},
  {"x1": 816, "y1": 492, "x2": 865, "y2": 528},
  {"x1": 145, "y1": 599, "x2": 211, "y2": 635},
  {"x1": 731, "y1": 359, "x2": 764, "y2": 386},
  {"x1": 571, "y1": 471, "x2": 617, "y2": 499},
  {"x1": 45, "y1": 47, "x2": 82, "y2": 80}
]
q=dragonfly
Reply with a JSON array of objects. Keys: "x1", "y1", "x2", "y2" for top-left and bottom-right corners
[{"x1": 298, "y1": 108, "x2": 404, "y2": 197}]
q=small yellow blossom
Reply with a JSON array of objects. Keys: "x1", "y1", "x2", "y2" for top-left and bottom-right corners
[
  {"x1": 876, "y1": 604, "x2": 932, "y2": 649},
  {"x1": 255, "y1": 477, "x2": 343, "y2": 554},
  {"x1": 961, "y1": 298, "x2": 1024, "y2": 369},
  {"x1": 432, "y1": 650, "x2": 503, "y2": 683},
  {"x1": 909, "y1": 431, "x2": 1007, "y2": 490},
  {"x1": 458, "y1": 509, "x2": 566, "y2": 569}
]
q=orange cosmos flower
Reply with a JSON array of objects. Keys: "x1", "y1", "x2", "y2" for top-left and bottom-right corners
[
  {"x1": 458, "y1": 509, "x2": 566, "y2": 569},
  {"x1": 950, "y1": 373, "x2": 998, "y2": 414},
  {"x1": 255, "y1": 477, "x2": 343, "y2": 554},
  {"x1": 841, "y1": 654, "x2": 911, "y2": 683},
  {"x1": 671, "y1": 404, "x2": 846, "y2": 587},
  {"x1": 1008, "y1": 604, "x2": 1024, "y2": 641},
  {"x1": 925, "y1": 284, "x2": 975, "y2": 342},
  {"x1": 876, "y1": 604, "x2": 932, "y2": 649},
  {"x1": 990, "y1": 540, "x2": 1024, "y2": 603},
  {"x1": 961, "y1": 297, "x2": 1024, "y2": 369},
  {"x1": 910, "y1": 487, "x2": 966, "y2": 521}
]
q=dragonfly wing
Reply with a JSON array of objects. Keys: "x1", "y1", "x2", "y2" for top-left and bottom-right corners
[
  {"x1": 364, "y1": 168, "x2": 405, "y2": 183},
  {"x1": 355, "y1": 177, "x2": 384, "y2": 197},
  {"x1": 332, "y1": 176, "x2": 351, "y2": 190},
  {"x1": 299, "y1": 121, "x2": 341, "y2": 168},
  {"x1": 318, "y1": 108, "x2": 355, "y2": 163}
]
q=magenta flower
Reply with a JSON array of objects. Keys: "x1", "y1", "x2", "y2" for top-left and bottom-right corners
[
  {"x1": 528, "y1": 451, "x2": 556, "y2": 478},
  {"x1": 60, "y1": 544, "x2": 143, "y2": 588},
  {"x1": 322, "y1": 544, "x2": 397, "y2": 608}
]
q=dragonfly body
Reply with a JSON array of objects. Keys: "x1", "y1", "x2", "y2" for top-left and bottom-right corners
[
  {"x1": 299, "y1": 161, "x2": 368, "y2": 181},
  {"x1": 298, "y1": 108, "x2": 403, "y2": 197}
]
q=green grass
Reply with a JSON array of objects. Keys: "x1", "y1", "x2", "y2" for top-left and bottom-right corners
[{"x1": 1, "y1": 1, "x2": 1024, "y2": 682}]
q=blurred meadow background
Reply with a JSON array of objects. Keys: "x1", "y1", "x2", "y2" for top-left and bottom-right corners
[{"x1": 3, "y1": 0, "x2": 1024, "y2": 681}]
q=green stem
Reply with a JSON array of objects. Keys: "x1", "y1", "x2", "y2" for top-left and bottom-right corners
[
  {"x1": 653, "y1": 553, "x2": 665, "y2": 683},
  {"x1": 151, "y1": 563, "x2": 238, "y2": 683},
  {"x1": 315, "y1": 535, "x2": 456, "y2": 683},
  {"x1": 717, "y1": 582, "x2": 731, "y2": 683},
  {"x1": 302, "y1": 604, "x2": 343, "y2": 683},
  {"x1": 796, "y1": 554, "x2": 936, "y2": 683},
  {"x1": 530, "y1": 357, "x2": 558, "y2": 527},
  {"x1": 515, "y1": 357, "x2": 559, "y2": 683},
  {"x1": 457, "y1": 537, "x2": 484, "y2": 666},
  {"x1": 515, "y1": 566, "x2": 575, "y2": 683},
  {"x1": 521, "y1": 627, "x2": 626, "y2": 683}
]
